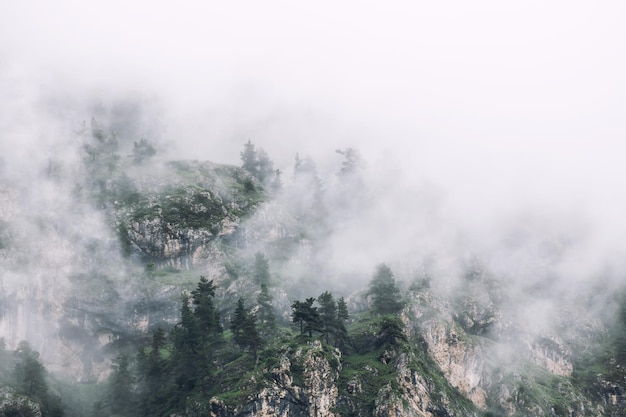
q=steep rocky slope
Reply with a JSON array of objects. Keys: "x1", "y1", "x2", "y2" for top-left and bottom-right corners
[
  {"x1": 2, "y1": 140, "x2": 626, "y2": 416},
  {"x1": 0, "y1": 157, "x2": 264, "y2": 382}
]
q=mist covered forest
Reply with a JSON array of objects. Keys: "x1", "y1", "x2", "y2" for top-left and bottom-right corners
[
  {"x1": 0, "y1": 116, "x2": 625, "y2": 417},
  {"x1": 3, "y1": 2, "x2": 626, "y2": 417}
]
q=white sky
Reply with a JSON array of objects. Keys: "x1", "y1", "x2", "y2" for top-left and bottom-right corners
[{"x1": 2, "y1": 1, "x2": 626, "y2": 280}]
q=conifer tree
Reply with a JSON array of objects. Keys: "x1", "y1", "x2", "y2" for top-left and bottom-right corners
[
  {"x1": 147, "y1": 328, "x2": 166, "y2": 387},
  {"x1": 108, "y1": 354, "x2": 136, "y2": 417},
  {"x1": 170, "y1": 277, "x2": 222, "y2": 397},
  {"x1": 230, "y1": 298, "x2": 248, "y2": 346},
  {"x1": 191, "y1": 276, "x2": 222, "y2": 335},
  {"x1": 253, "y1": 252, "x2": 271, "y2": 287},
  {"x1": 230, "y1": 298, "x2": 262, "y2": 359},
  {"x1": 257, "y1": 148, "x2": 274, "y2": 183},
  {"x1": 291, "y1": 298, "x2": 322, "y2": 337},
  {"x1": 257, "y1": 283, "x2": 276, "y2": 336},
  {"x1": 376, "y1": 315, "x2": 407, "y2": 347},
  {"x1": 368, "y1": 263, "x2": 404, "y2": 315},
  {"x1": 14, "y1": 342, "x2": 47, "y2": 399},
  {"x1": 240, "y1": 140, "x2": 258, "y2": 178},
  {"x1": 337, "y1": 297, "x2": 349, "y2": 323},
  {"x1": 335, "y1": 297, "x2": 350, "y2": 350},
  {"x1": 318, "y1": 291, "x2": 337, "y2": 344}
]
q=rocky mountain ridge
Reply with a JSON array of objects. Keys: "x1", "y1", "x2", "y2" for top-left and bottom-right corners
[{"x1": 1, "y1": 134, "x2": 626, "y2": 416}]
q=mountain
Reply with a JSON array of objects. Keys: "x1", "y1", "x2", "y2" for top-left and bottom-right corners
[{"x1": 1, "y1": 122, "x2": 626, "y2": 417}]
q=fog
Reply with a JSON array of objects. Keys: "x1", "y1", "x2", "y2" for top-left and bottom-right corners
[{"x1": 2, "y1": 0, "x2": 626, "y2": 360}]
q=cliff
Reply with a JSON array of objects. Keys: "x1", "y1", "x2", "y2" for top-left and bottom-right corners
[{"x1": 2, "y1": 148, "x2": 626, "y2": 417}]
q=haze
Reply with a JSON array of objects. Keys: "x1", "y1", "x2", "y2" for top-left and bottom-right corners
[{"x1": 2, "y1": 1, "x2": 626, "y2": 295}]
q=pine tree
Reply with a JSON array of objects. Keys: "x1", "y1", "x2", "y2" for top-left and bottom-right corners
[
  {"x1": 240, "y1": 140, "x2": 258, "y2": 178},
  {"x1": 230, "y1": 298, "x2": 248, "y2": 346},
  {"x1": 191, "y1": 276, "x2": 222, "y2": 335},
  {"x1": 337, "y1": 297, "x2": 349, "y2": 323},
  {"x1": 318, "y1": 291, "x2": 337, "y2": 344},
  {"x1": 171, "y1": 277, "x2": 222, "y2": 397},
  {"x1": 368, "y1": 263, "x2": 404, "y2": 315},
  {"x1": 140, "y1": 328, "x2": 168, "y2": 416},
  {"x1": 14, "y1": 342, "x2": 47, "y2": 398},
  {"x1": 12, "y1": 341, "x2": 63, "y2": 417},
  {"x1": 335, "y1": 297, "x2": 350, "y2": 350},
  {"x1": 230, "y1": 298, "x2": 262, "y2": 359},
  {"x1": 376, "y1": 315, "x2": 407, "y2": 347},
  {"x1": 291, "y1": 298, "x2": 322, "y2": 337},
  {"x1": 257, "y1": 283, "x2": 276, "y2": 337},
  {"x1": 108, "y1": 354, "x2": 135, "y2": 416},
  {"x1": 257, "y1": 148, "x2": 274, "y2": 183},
  {"x1": 253, "y1": 252, "x2": 271, "y2": 287}
]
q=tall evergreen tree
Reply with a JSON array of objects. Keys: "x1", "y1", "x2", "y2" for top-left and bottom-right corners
[
  {"x1": 191, "y1": 276, "x2": 222, "y2": 335},
  {"x1": 253, "y1": 252, "x2": 271, "y2": 287},
  {"x1": 108, "y1": 354, "x2": 135, "y2": 417},
  {"x1": 318, "y1": 291, "x2": 337, "y2": 344},
  {"x1": 291, "y1": 298, "x2": 322, "y2": 337},
  {"x1": 14, "y1": 342, "x2": 47, "y2": 399},
  {"x1": 240, "y1": 140, "x2": 258, "y2": 178},
  {"x1": 257, "y1": 148, "x2": 274, "y2": 183},
  {"x1": 257, "y1": 283, "x2": 276, "y2": 337},
  {"x1": 170, "y1": 277, "x2": 222, "y2": 397},
  {"x1": 144, "y1": 327, "x2": 167, "y2": 408},
  {"x1": 337, "y1": 297, "x2": 349, "y2": 323},
  {"x1": 368, "y1": 263, "x2": 404, "y2": 315},
  {"x1": 230, "y1": 298, "x2": 262, "y2": 359},
  {"x1": 335, "y1": 297, "x2": 350, "y2": 350},
  {"x1": 230, "y1": 298, "x2": 248, "y2": 346},
  {"x1": 376, "y1": 316, "x2": 407, "y2": 348}
]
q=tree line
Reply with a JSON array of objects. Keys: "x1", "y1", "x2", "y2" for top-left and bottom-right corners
[{"x1": 97, "y1": 260, "x2": 406, "y2": 417}]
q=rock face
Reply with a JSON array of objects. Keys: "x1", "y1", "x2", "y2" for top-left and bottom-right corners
[
  {"x1": 0, "y1": 160, "x2": 261, "y2": 382},
  {"x1": 211, "y1": 341, "x2": 341, "y2": 417},
  {"x1": 3, "y1": 152, "x2": 626, "y2": 417},
  {"x1": 0, "y1": 388, "x2": 42, "y2": 417}
]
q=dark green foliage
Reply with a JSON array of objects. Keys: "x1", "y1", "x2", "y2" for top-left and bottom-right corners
[
  {"x1": 134, "y1": 328, "x2": 170, "y2": 416},
  {"x1": 256, "y1": 283, "x2": 277, "y2": 337},
  {"x1": 335, "y1": 297, "x2": 350, "y2": 351},
  {"x1": 229, "y1": 298, "x2": 262, "y2": 359},
  {"x1": 336, "y1": 348, "x2": 399, "y2": 416},
  {"x1": 337, "y1": 297, "x2": 349, "y2": 323},
  {"x1": 167, "y1": 277, "x2": 223, "y2": 398},
  {"x1": 376, "y1": 315, "x2": 407, "y2": 348},
  {"x1": 368, "y1": 263, "x2": 404, "y2": 316},
  {"x1": 191, "y1": 276, "x2": 222, "y2": 335},
  {"x1": 108, "y1": 354, "x2": 136, "y2": 417},
  {"x1": 158, "y1": 188, "x2": 226, "y2": 230},
  {"x1": 14, "y1": 342, "x2": 47, "y2": 397},
  {"x1": 12, "y1": 341, "x2": 63, "y2": 417},
  {"x1": 291, "y1": 298, "x2": 322, "y2": 337},
  {"x1": 318, "y1": 291, "x2": 337, "y2": 344}
]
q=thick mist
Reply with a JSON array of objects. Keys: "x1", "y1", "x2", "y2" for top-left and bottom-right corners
[{"x1": 2, "y1": 1, "x2": 626, "y2": 373}]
